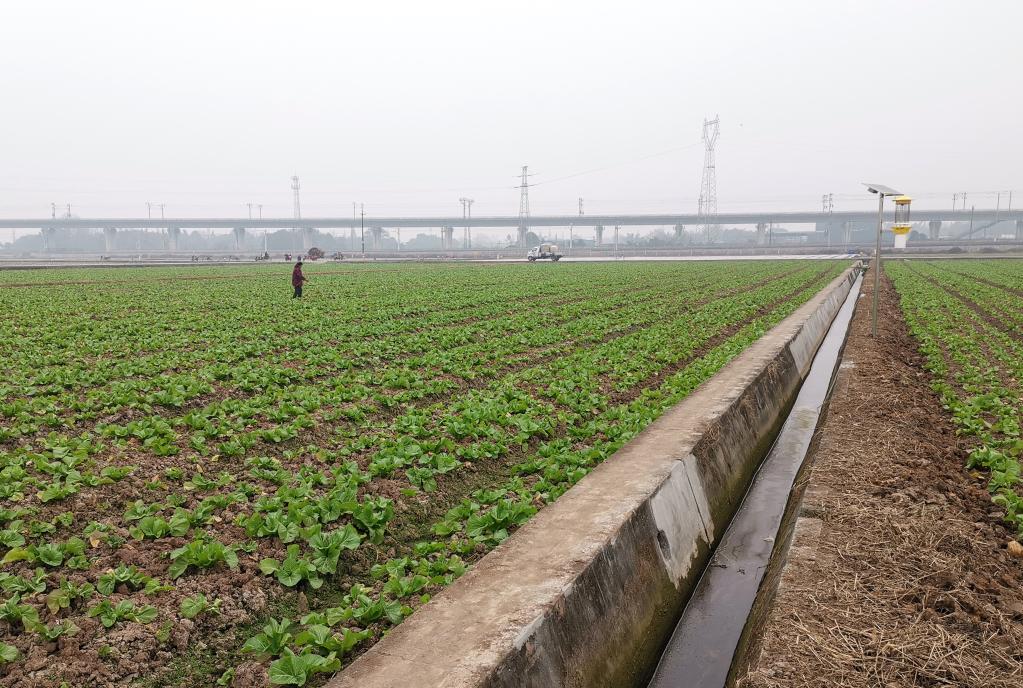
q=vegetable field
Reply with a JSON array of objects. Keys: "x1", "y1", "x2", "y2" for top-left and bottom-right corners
[
  {"x1": 0, "y1": 260, "x2": 845, "y2": 687},
  {"x1": 888, "y1": 260, "x2": 1023, "y2": 541}
]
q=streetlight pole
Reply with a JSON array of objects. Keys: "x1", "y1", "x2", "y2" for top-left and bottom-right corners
[
  {"x1": 871, "y1": 192, "x2": 884, "y2": 337},
  {"x1": 865, "y1": 183, "x2": 902, "y2": 338}
]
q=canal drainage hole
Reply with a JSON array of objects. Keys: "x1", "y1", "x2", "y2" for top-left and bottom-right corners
[{"x1": 657, "y1": 530, "x2": 671, "y2": 559}]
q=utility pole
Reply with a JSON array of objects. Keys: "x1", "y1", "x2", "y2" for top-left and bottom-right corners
[
  {"x1": 146, "y1": 202, "x2": 153, "y2": 220},
  {"x1": 50, "y1": 203, "x2": 56, "y2": 219},
  {"x1": 570, "y1": 198, "x2": 583, "y2": 255},
  {"x1": 291, "y1": 176, "x2": 302, "y2": 251},
  {"x1": 247, "y1": 203, "x2": 254, "y2": 220},
  {"x1": 822, "y1": 193, "x2": 834, "y2": 247},
  {"x1": 360, "y1": 204, "x2": 365, "y2": 257},
  {"x1": 258, "y1": 204, "x2": 263, "y2": 219},
  {"x1": 159, "y1": 204, "x2": 165, "y2": 220},
  {"x1": 352, "y1": 202, "x2": 358, "y2": 252},
  {"x1": 697, "y1": 116, "x2": 720, "y2": 244}
]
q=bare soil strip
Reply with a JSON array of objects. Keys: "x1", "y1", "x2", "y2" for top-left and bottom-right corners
[{"x1": 739, "y1": 267, "x2": 1023, "y2": 688}]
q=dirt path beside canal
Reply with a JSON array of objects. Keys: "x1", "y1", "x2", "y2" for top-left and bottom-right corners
[{"x1": 740, "y1": 267, "x2": 1023, "y2": 687}]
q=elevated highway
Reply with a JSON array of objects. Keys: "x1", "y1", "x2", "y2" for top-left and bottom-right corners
[
  {"x1": 1, "y1": 208, "x2": 1021, "y2": 230},
  {"x1": 3, "y1": 209, "x2": 1021, "y2": 254}
]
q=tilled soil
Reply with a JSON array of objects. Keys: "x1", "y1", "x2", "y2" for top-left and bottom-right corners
[{"x1": 740, "y1": 267, "x2": 1023, "y2": 688}]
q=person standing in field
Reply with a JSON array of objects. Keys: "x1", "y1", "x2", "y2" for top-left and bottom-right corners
[{"x1": 292, "y1": 260, "x2": 308, "y2": 298}]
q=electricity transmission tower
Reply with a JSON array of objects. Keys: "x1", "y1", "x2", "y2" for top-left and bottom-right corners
[
  {"x1": 459, "y1": 197, "x2": 474, "y2": 249},
  {"x1": 822, "y1": 193, "x2": 834, "y2": 213},
  {"x1": 291, "y1": 176, "x2": 301, "y2": 220},
  {"x1": 697, "y1": 116, "x2": 720, "y2": 243},
  {"x1": 517, "y1": 166, "x2": 532, "y2": 247}
]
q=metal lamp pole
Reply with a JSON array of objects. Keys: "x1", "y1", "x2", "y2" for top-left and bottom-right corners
[
  {"x1": 871, "y1": 191, "x2": 884, "y2": 337},
  {"x1": 865, "y1": 183, "x2": 902, "y2": 338}
]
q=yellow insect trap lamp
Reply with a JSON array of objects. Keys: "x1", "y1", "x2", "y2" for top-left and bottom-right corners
[{"x1": 891, "y1": 195, "x2": 912, "y2": 249}]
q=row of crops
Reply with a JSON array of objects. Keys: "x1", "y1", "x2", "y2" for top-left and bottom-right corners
[
  {"x1": 0, "y1": 260, "x2": 847, "y2": 687},
  {"x1": 887, "y1": 259, "x2": 1023, "y2": 541}
]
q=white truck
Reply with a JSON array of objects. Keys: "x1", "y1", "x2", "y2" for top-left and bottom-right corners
[{"x1": 526, "y1": 243, "x2": 562, "y2": 262}]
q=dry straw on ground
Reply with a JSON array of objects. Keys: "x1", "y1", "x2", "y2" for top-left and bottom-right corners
[{"x1": 741, "y1": 271, "x2": 1023, "y2": 688}]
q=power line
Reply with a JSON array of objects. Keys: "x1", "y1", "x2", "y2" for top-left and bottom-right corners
[{"x1": 527, "y1": 141, "x2": 703, "y2": 186}]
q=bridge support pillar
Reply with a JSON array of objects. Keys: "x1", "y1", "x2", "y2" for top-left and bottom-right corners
[
  {"x1": 233, "y1": 227, "x2": 245, "y2": 251},
  {"x1": 673, "y1": 224, "x2": 684, "y2": 241},
  {"x1": 595, "y1": 225, "x2": 604, "y2": 246},
  {"x1": 301, "y1": 227, "x2": 316, "y2": 252},
  {"x1": 1017, "y1": 219, "x2": 1023, "y2": 242},
  {"x1": 41, "y1": 227, "x2": 56, "y2": 253},
  {"x1": 370, "y1": 227, "x2": 383, "y2": 251},
  {"x1": 167, "y1": 226, "x2": 181, "y2": 252},
  {"x1": 517, "y1": 226, "x2": 528, "y2": 248},
  {"x1": 755, "y1": 222, "x2": 767, "y2": 246},
  {"x1": 103, "y1": 227, "x2": 117, "y2": 253},
  {"x1": 928, "y1": 220, "x2": 942, "y2": 241},
  {"x1": 441, "y1": 226, "x2": 454, "y2": 251}
]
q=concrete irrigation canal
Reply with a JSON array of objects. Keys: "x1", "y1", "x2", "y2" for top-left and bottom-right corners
[{"x1": 328, "y1": 266, "x2": 864, "y2": 688}]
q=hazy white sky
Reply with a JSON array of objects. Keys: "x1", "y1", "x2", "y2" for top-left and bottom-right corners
[{"x1": 0, "y1": 0, "x2": 1020, "y2": 219}]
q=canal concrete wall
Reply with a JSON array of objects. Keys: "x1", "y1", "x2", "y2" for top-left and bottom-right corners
[{"x1": 328, "y1": 265, "x2": 860, "y2": 688}]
